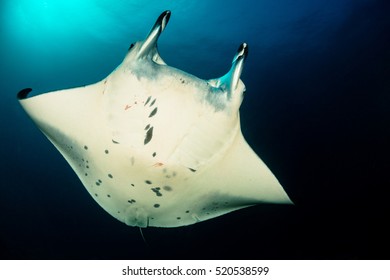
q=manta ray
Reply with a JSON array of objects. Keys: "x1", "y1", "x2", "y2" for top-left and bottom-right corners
[{"x1": 17, "y1": 10, "x2": 292, "y2": 228}]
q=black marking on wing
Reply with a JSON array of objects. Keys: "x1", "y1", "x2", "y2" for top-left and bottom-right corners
[
  {"x1": 144, "y1": 126, "x2": 153, "y2": 145},
  {"x1": 150, "y1": 98, "x2": 156, "y2": 107},
  {"x1": 148, "y1": 107, "x2": 158, "y2": 118},
  {"x1": 17, "y1": 88, "x2": 33, "y2": 100},
  {"x1": 112, "y1": 139, "x2": 120, "y2": 144}
]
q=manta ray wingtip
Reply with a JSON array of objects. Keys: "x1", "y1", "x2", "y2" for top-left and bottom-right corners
[{"x1": 17, "y1": 88, "x2": 33, "y2": 100}]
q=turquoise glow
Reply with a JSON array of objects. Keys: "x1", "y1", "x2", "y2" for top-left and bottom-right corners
[{"x1": 3, "y1": 0, "x2": 118, "y2": 48}]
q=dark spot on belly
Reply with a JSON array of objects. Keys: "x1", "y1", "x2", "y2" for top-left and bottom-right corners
[
  {"x1": 144, "y1": 96, "x2": 152, "y2": 106},
  {"x1": 128, "y1": 199, "x2": 136, "y2": 204},
  {"x1": 152, "y1": 152, "x2": 156, "y2": 157},
  {"x1": 145, "y1": 124, "x2": 150, "y2": 130},
  {"x1": 112, "y1": 139, "x2": 119, "y2": 144},
  {"x1": 148, "y1": 107, "x2": 158, "y2": 118},
  {"x1": 163, "y1": 186, "x2": 172, "y2": 191},
  {"x1": 145, "y1": 180, "x2": 152, "y2": 185},
  {"x1": 151, "y1": 187, "x2": 162, "y2": 197},
  {"x1": 154, "y1": 204, "x2": 160, "y2": 208},
  {"x1": 188, "y1": 168, "x2": 197, "y2": 172},
  {"x1": 144, "y1": 126, "x2": 153, "y2": 145},
  {"x1": 84, "y1": 145, "x2": 88, "y2": 150},
  {"x1": 108, "y1": 174, "x2": 113, "y2": 178},
  {"x1": 150, "y1": 98, "x2": 156, "y2": 107},
  {"x1": 105, "y1": 149, "x2": 109, "y2": 154}
]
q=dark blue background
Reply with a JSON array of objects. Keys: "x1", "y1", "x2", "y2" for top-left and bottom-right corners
[{"x1": 1, "y1": 0, "x2": 389, "y2": 259}]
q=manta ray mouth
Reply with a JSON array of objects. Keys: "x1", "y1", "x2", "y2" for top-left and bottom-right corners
[
  {"x1": 154, "y1": 10, "x2": 171, "y2": 33},
  {"x1": 137, "y1": 10, "x2": 171, "y2": 59},
  {"x1": 235, "y1": 43, "x2": 249, "y2": 62},
  {"x1": 230, "y1": 43, "x2": 249, "y2": 91}
]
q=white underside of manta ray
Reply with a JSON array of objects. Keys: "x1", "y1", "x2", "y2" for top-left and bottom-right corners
[{"x1": 18, "y1": 11, "x2": 292, "y2": 228}]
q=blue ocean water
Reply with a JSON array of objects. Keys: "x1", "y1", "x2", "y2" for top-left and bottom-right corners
[{"x1": 0, "y1": 0, "x2": 389, "y2": 259}]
